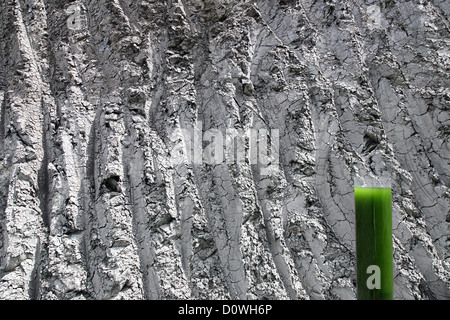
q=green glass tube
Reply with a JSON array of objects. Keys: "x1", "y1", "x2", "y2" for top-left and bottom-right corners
[{"x1": 354, "y1": 186, "x2": 393, "y2": 300}]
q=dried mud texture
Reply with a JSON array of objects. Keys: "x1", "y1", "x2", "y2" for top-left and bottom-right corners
[{"x1": 0, "y1": 0, "x2": 448, "y2": 300}]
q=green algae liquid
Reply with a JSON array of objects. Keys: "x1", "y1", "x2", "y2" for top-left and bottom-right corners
[{"x1": 354, "y1": 187, "x2": 394, "y2": 300}]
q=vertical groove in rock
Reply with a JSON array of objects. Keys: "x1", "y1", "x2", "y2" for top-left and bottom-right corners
[{"x1": 0, "y1": 0, "x2": 448, "y2": 300}]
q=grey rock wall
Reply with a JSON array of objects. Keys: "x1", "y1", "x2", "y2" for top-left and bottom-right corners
[{"x1": 0, "y1": 0, "x2": 448, "y2": 299}]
